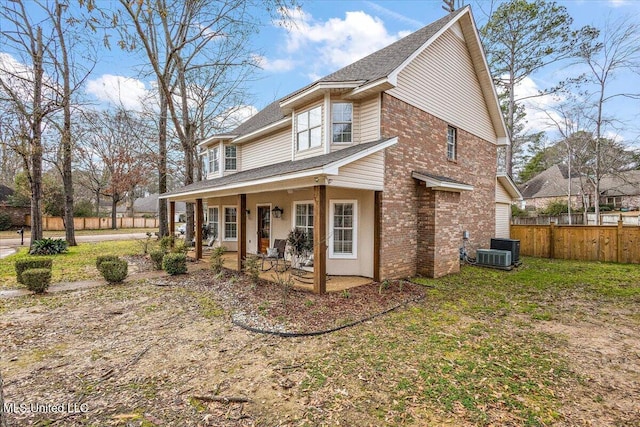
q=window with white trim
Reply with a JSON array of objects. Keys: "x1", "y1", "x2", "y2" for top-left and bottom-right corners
[
  {"x1": 224, "y1": 145, "x2": 236, "y2": 171},
  {"x1": 296, "y1": 106, "x2": 322, "y2": 151},
  {"x1": 330, "y1": 200, "x2": 357, "y2": 258},
  {"x1": 294, "y1": 202, "x2": 314, "y2": 245},
  {"x1": 223, "y1": 206, "x2": 237, "y2": 240},
  {"x1": 208, "y1": 207, "x2": 219, "y2": 240},
  {"x1": 209, "y1": 146, "x2": 220, "y2": 173},
  {"x1": 447, "y1": 126, "x2": 457, "y2": 161},
  {"x1": 332, "y1": 103, "x2": 352, "y2": 143}
]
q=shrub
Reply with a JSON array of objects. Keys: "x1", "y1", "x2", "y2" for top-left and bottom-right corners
[
  {"x1": 150, "y1": 250, "x2": 165, "y2": 270},
  {"x1": 244, "y1": 255, "x2": 261, "y2": 285},
  {"x1": 163, "y1": 252, "x2": 187, "y2": 275},
  {"x1": 0, "y1": 212, "x2": 11, "y2": 231},
  {"x1": 209, "y1": 246, "x2": 225, "y2": 274},
  {"x1": 98, "y1": 259, "x2": 128, "y2": 284},
  {"x1": 511, "y1": 204, "x2": 528, "y2": 218},
  {"x1": 22, "y1": 268, "x2": 52, "y2": 294},
  {"x1": 15, "y1": 258, "x2": 53, "y2": 284},
  {"x1": 29, "y1": 238, "x2": 68, "y2": 255},
  {"x1": 96, "y1": 255, "x2": 120, "y2": 270},
  {"x1": 159, "y1": 236, "x2": 175, "y2": 252},
  {"x1": 540, "y1": 201, "x2": 569, "y2": 216}
]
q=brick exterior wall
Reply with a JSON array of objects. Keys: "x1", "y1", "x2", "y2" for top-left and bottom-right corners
[{"x1": 380, "y1": 94, "x2": 497, "y2": 278}]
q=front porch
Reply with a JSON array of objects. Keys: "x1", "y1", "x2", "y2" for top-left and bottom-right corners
[{"x1": 190, "y1": 250, "x2": 373, "y2": 292}]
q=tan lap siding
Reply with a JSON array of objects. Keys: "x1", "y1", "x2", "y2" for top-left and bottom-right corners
[
  {"x1": 330, "y1": 151, "x2": 385, "y2": 191},
  {"x1": 241, "y1": 129, "x2": 291, "y2": 170},
  {"x1": 387, "y1": 23, "x2": 496, "y2": 144},
  {"x1": 495, "y1": 203, "x2": 511, "y2": 239}
]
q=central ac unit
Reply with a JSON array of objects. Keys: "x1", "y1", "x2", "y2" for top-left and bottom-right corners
[{"x1": 476, "y1": 249, "x2": 511, "y2": 268}]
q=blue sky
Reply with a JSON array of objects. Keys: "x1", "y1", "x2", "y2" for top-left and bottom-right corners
[{"x1": 4, "y1": 0, "x2": 639, "y2": 145}]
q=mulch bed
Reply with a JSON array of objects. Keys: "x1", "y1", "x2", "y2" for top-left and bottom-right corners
[{"x1": 147, "y1": 268, "x2": 426, "y2": 336}]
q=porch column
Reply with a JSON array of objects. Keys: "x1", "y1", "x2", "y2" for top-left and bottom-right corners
[
  {"x1": 195, "y1": 198, "x2": 203, "y2": 259},
  {"x1": 237, "y1": 193, "x2": 247, "y2": 271},
  {"x1": 374, "y1": 191, "x2": 382, "y2": 282},
  {"x1": 313, "y1": 185, "x2": 327, "y2": 294},
  {"x1": 169, "y1": 201, "x2": 175, "y2": 246}
]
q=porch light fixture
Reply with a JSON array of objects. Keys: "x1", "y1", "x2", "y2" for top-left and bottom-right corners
[
  {"x1": 272, "y1": 206, "x2": 284, "y2": 219},
  {"x1": 246, "y1": 209, "x2": 251, "y2": 215}
]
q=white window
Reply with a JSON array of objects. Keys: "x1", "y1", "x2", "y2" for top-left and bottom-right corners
[
  {"x1": 296, "y1": 106, "x2": 322, "y2": 151},
  {"x1": 225, "y1": 145, "x2": 236, "y2": 171},
  {"x1": 332, "y1": 103, "x2": 352, "y2": 143},
  {"x1": 330, "y1": 200, "x2": 357, "y2": 259},
  {"x1": 447, "y1": 126, "x2": 457, "y2": 161},
  {"x1": 209, "y1": 147, "x2": 220, "y2": 173},
  {"x1": 223, "y1": 206, "x2": 237, "y2": 241},
  {"x1": 294, "y1": 201, "x2": 314, "y2": 245},
  {"x1": 208, "y1": 207, "x2": 219, "y2": 240}
]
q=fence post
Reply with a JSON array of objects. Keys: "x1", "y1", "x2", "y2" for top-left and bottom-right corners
[
  {"x1": 617, "y1": 218, "x2": 623, "y2": 263},
  {"x1": 549, "y1": 221, "x2": 555, "y2": 259}
]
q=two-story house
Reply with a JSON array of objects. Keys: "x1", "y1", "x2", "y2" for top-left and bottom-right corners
[{"x1": 161, "y1": 6, "x2": 521, "y2": 293}]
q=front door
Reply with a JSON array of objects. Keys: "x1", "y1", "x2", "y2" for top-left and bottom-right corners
[{"x1": 257, "y1": 206, "x2": 271, "y2": 254}]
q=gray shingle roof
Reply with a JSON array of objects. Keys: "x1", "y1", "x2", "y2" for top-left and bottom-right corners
[
  {"x1": 162, "y1": 137, "x2": 394, "y2": 198},
  {"x1": 229, "y1": 8, "x2": 467, "y2": 138},
  {"x1": 412, "y1": 171, "x2": 472, "y2": 187}
]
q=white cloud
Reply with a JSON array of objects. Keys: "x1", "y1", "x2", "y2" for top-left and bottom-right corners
[
  {"x1": 86, "y1": 74, "x2": 149, "y2": 110},
  {"x1": 252, "y1": 54, "x2": 295, "y2": 72},
  {"x1": 275, "y1": 8, "x2": 408, "y2": 78},
  {"x1": 609, "y1": 0, "x2": 630, "y2": 7},
  {"x1": 362, "y1": 1, "x2": 423, "y2": 28},
  {"x1": 513, "y1": 76, "x2": 564, "y2": 135},
  {"x1": 214, "y1": 104, "x2": 258, "y2": 130}
]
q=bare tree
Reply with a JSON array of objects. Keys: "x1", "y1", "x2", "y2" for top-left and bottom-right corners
[
  {"x1": 0, "y1": 2, "x2": 52, "y2": 244},
  {"x1": 575, "y1": 16, "x2": 640, "y2": 223},
  {"x1": 115, "y1": 0, "x2": 296, "y2": 242}
]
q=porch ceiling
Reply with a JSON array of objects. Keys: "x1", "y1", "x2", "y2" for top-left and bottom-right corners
[{"x1": 162, "y1": 137, "x2": 397, "y2": 202}]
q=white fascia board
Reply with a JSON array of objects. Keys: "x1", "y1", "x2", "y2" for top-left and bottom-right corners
[
  {"x1": 197, "y1": 135, "x2": 236, "y2": 148},
  {"x1": 388, "y1": 7, "x2": 470, "y2": 84},
  {"x1": 497, "y1": 174, "x2": 523, "y2": 200},
  {"x1": 497, "y1": 136, "x2": 510, "y2": 146},
  {"x1": 345, "y1": 78, "x2": 394, "y2": 97},
  {"x1": 279, "y1": 81, "x2": 364, "y2": 110},
  {"x1": 412, "y1": 171, "x2": 474, "y2": 192},
  {"x1": 232, "y1": 117, "x2": 292, "y2": 144}
]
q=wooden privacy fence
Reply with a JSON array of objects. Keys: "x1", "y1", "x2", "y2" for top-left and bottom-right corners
[
  {"x1": 511, "y1": 221, "x2": 640, "y2": 264},
  {"x1": 24, "y1": 215, "x2": 159, "y2": 231}
]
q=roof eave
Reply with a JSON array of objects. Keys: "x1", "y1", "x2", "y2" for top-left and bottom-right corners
[
  {"x1": 232, "y1": 117, "x2": 292, "y2": 144},
  {"x1": 412, "y1": 171, "x2": 474, "y2": 192},
  {"x1": 197, "y1": 134, "x2": 237, "y2": 148},
  {"x1": 279, "y1": 81, "x2": 365, "y2": 113},
  {"x1": 498, "y1": 173, "x2": 523, "y2": 200}
]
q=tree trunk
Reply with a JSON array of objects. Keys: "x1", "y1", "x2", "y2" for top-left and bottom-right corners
[
  {"x1": 157, "y1": 86, "x2": 168, "y2": 237},
  {"x1": 29, "y1": 27, "x2": 45, "y2": 246},
  {"x1": 56, "y1": 2, "x2": 76, "y2": 246},
  {"x1": 111, "y1": 197, "x2": 117, "y2": 230}
]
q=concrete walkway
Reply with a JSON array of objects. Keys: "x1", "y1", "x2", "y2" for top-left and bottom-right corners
[{"x1": 0, "y1": 246, "x2": 16, "y2": 259}]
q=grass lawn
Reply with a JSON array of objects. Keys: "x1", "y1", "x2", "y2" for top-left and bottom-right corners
[
  {"x1": 0, "y1": 257, "x2": 639, "y2": 426},
  {"x1": 0, "y1": 227, "x2": 159, "y2": 239},
  {"x1": 0, "y1": 239, "x2": 151, "y2": 289}
]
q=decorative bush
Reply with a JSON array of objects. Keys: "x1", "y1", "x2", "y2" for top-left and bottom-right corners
[
  {"x1": 0, "y1": 212, "x2": 11, "y2": 231},
  {"x1": 163, "y1": 253, "x2": 187, "y2": 275},
  {"x1": 15, "y1": 258, "x2": 53, "y2": 284},
  {"x1": 30, "y1": 238, "x2": 68, "y2": 255},
  {"x1": 22, "y1": 268, "x2": 52, "y2": 294},
  {"x1": 159, "y1": 236, "x2": 175, "y2": 252},
  {"x1": 244, "y1": 255, "x2": 261, "y2": 285},
  {"x1": 209, "y1": 246, "x2": 225, "y2": 274},
  {"x1": 150, "y1": 250, "x2": 165, "y2": 270},
  {"x1": 98, "y1": 259, "x2": 128, "y2": 284},
  {"x1": 96, "y1": 255, "x2": 120, "y2": 270}
]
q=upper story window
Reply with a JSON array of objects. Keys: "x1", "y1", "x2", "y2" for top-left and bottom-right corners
[
  {"x1": 447, "y1": 126, "x2": 457, "y2": 161},
  {"x1": 225, "y1": 145, "x2": 237, "y2": 171},
  {"x1": 296, "y1": 106, "x2": 322, "y2": 151},
  {"x1": 209, "y1": 147, "x2": 220, "y2": 173},
  {"x1": 332, "y1": 103, "x2": 352, "y2": 143}
]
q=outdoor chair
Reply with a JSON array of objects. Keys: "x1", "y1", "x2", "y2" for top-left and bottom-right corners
[{"x1": 261, "y1": 239, "x2": 288, "y2": 272}]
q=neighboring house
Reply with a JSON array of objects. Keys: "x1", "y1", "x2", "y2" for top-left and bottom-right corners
[
  {"x1": 115, "y1": 193, "x2": 186, "y2": 220},
  {"x1": 520, "y1": 165, "x2": 640, "y2": 211},
  {"x1": 162, "y1": 6, "x2": 521, "y2": 293},
  {"x1": 520, "y1": 164, "x2": 585, "y2": 210}
]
